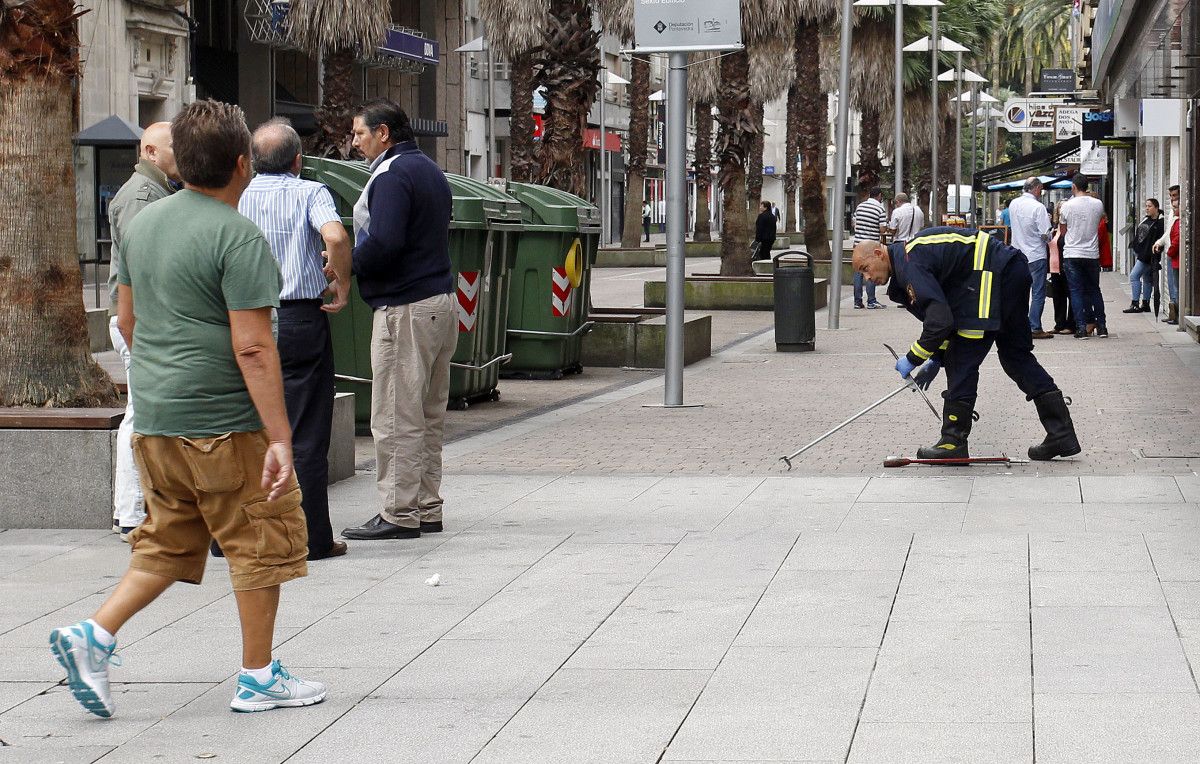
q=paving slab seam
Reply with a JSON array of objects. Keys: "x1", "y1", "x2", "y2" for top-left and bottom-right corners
[
  {"x1": 656, "y1": 532, "x2": 804, "y2": 763},
  {"x1": 281, "y1": 533, "x2": 581, "y2": 764},
  {"x1": 1027, "y1": 535, "x2": 1037, "y2": 764},
  {"x1": 1142, "y1": 534, "x2": 1200, "y2": 696},
  {"x1": 465, "y1": 534, "x2": 681, "y2": 763},
  {"x1": 844, "y1": 534, "x2": 915, "y2": 763}
]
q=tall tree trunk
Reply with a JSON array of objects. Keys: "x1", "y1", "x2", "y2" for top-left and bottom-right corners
[
  {"x1": 308, "y1": 47, "x2": 356, "y2": 158},
  {"x1": 858, "y1": 107, "x2": 883, "y2": 191},
  {"x1": 746, "y1": 101, "x2": 765, "y2": 214},
  {"x1": 715, "y1": 49, "x2": 753, "y2": 275},
  {"x1": 692, "y1": 100, "x2": 713, "y2": 242},
  {"x1": 783, "y1": 78, "x2": 801, "y2": 234},
  {"x1": 621, "y1": 54, "x2": 650, "y2": 248},
  {"x1": 795, "y1": 23, "x2": 829, "y2": 260},
  {"x1": 536, "y1": 0, "x2": 600, "y2": 196},
  {"x1": 1022, "y1": 33, "x2": 1034, "y2": 154},
  {"x1": 937, "y1": 112, "x2": 956, "y2": 215},
  {"x1": 509, "y1": 50, "x2": 537, "y2": 182},
  {"x1": 0, "y1": 0, "x2": 118, "y2": 407}
]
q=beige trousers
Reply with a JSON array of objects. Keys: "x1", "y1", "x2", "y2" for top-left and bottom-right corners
[{"x1": 370, "y1": 294, "x2": 458, "y2": 527}]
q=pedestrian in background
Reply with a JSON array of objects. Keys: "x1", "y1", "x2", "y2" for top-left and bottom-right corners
[
  {"x1": 1059, "y1": 175, "x2": 1108, "y2": 339},
  {"x1": 1047, "y1": 201, "x2": 1073, "y2": 335},
  {"x1": 999, "y1": 199, "x2": 1011, "y2": 229},
  {"x1": 341, "y1": 99, "x2": 457, "y2": 542},
  {"x1": 851, "y1": 187, "x2": 888, "y2": 309},
  {"x1": 1007, "y1": 177, "x2": 1054, "y2": 339},
  {"x1": 887, "y1": 192, "x2": 925, "y2": 244},
  {"x1": 1154, "y1": 185, "x2": 1181, "y2": 324},
  {"x1": 753, "y1": 200, "x2": 776, "y2": 261},
  {"x1": 239, "y1": 118, "x2": 352, "y2": 561},
  {"x1": 642, "y1": 201, "x2": 652, "y2": 243},
  {"x1": 1122, "y1": 198, "x2": 1164, "y2": 314},
  {"x1": 51, "y1": 100, "x2": 323, "y2": 719},
  {"x1": 105, "y1": 121, "x2": 179, "y2": 540}
]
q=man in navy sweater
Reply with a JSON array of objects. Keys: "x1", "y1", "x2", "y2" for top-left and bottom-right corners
[{"x1": 342, "y1": 99, "x2": 458, "y2": 541}]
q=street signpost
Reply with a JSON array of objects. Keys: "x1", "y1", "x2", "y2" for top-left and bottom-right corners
[
  {"x1": 1002, "y1": 98, "x2": 1064, "y2": 132},
  {"x1": 631, "y1": 0, "x2": 742, "y2": 408}
]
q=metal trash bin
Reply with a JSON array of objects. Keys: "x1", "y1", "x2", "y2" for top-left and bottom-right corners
[{"x1": 773, "y1": 251, "x2": 815, "y2": 352}]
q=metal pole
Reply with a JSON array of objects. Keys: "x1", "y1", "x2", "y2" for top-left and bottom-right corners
[
  {"x1": 664, "y1": 52, "x2": 688, "y2": 406},
  {"x1": 930, "y1": 7, "x2": 939, "y2": 223},
  {"x1": 600, "y1": 71, "x2": 608, "y2": 244},
  {"x1": 970, "y1": 84, "x2": 978, "y2": 223},
  {"x1": 780, "y1": 380, "x2": 914, "y2": 468},
  {"x1": 955, "y1": 51, "x2": 962, "y2": 215},
  {"x1": 830, "y1": 0, "x2": 853, "y2": 330},
  {"x1": 894, "y1": 0, "x2": 904, "y2": 197},
  {"x1": 485, "y1": 47, "x2": 496, "y2": 178}
]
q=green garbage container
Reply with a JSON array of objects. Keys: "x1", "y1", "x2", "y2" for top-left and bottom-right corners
[
  {"x1": 503, "y1": 183, "x2": 601, "y2": 379},
  {"x1": 443, "y1": 174, "x2": 523, "y2": 409},
  {"x1": 299, "y1": 157, "x2": 524, "y2": 428},
  {"x1": 299, "y1": 157, "x2": 374, "y2": 429}
]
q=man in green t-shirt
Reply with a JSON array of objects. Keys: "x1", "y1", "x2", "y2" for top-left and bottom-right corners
[{"x1": 49, "y1": 100, "x2": 326, "y2": 719}]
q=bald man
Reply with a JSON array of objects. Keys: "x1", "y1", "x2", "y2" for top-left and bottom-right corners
[
  {"x1": 107, "y1": 121, "x2": 181, "y2": 540},
  {"x1": 852, "y1": 230, "x2": 1081, "y2": 462},
  {"x1": 887, "y1": 192, "x2": 925, "y2": 244},
  {"x1": 239, "y1": 118, "x2": 351, "y2": 561}
]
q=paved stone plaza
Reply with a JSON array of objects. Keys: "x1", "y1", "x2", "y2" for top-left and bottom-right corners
[{"x1": 3, "y1": 272, "x2": 1200, "y2": 762}]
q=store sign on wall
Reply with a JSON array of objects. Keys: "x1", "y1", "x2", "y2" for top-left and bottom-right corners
[
  {"x1": 1002, "y1": 99, "x2": 1059, "y2": 132},
  {"x1": 1053, "y1": 106, "x2": 1089, "y2": 141}
]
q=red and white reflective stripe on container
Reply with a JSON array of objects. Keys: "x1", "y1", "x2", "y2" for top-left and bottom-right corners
[
  {"x1": 457, "y1": 271, "x2": 479, "y2": 332},
  {"x1": 551, "y1": 266, "x2": 573, "y2": 317}
]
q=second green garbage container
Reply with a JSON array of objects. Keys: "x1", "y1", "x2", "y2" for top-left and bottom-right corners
[
  {"x1": 443, "y1": 175, "x2": 523, "y2": 408},
  {"x1": 503, "y1": 183, "x2": 601, "y2": 379}
]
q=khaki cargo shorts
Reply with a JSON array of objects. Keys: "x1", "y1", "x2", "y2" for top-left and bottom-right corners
[{"x1": 129, "y1": 430, "x2": 308, "y2": 591}]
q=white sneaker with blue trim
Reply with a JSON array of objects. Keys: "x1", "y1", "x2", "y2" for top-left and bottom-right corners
[
  {"x1": 230, "y1": 661, "x2": 326, "y2": 712},
  {"x1": 49, "y1": 621, "x2": 121, "y2": 718}
]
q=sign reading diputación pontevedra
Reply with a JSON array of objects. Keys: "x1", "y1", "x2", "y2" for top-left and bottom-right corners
[{"x1": 631, "y1": 0, "x2": 743, "y2": 53}]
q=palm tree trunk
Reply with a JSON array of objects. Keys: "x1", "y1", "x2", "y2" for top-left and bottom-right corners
[
  {"x1": 309, "y1": 47, "x2": 357, "y2": 159},
  {"x1": 536, "y1": 0, "x2": 600, "y2": 196},
  {"x1": 621, "y1": 54, "x2": 650, "y2": 248},
  {"x1": 0, "y1": 0, "x2": 118, "y2": 407},
  {"x1": 1022, "y1": 33, "x2": 1034, "y2": 154},
  {"x1": 858, "y1": 107, "x2": 883, "y2": 191},
  {"x1": 783, "y1": 80, "x2": 800, "y2": 234},
  {"x1": 509, "y1": 50, "x2": 537, "y2": 182},
  {"x1": 746, "y1": 102, "x2": 765, "y2": 214},
  {"x1": 692, "y1": 100, "x2": 713, "y2": 242},
  {"x1": 795, "y1": 23, "x2": 829, "y2": 260},
  {"x1": 715, "y1": 49, "x2": 753, "y2": 275}
]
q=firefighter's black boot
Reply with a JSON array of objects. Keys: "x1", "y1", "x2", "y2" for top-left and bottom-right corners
[
  {"x1": 916, "y1": 399, "x2": 974, "y2": 459},
  {"x1": 1028, "y1": 390, "x2": 1081, "y2": 461}
]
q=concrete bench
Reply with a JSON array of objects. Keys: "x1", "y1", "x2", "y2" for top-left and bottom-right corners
[
  {"x1": 0, "y1": 408, "x2": 124, "y2": 529},
  {"x1": 583, "y1": 311, "x2": 712, "y2": 368},
  {"x1": 1, "y1": 391, "x2": 355, "y2": 529}
]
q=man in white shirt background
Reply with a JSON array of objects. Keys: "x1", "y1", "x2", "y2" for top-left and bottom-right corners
[
  {"x1": 1008, "y1": 177, "x2": 1054, "y2": 339},
  {"x1": 1058, "y1": 175, "x2": 1109, "y2": 339},
  {"x1": 888, "y1": 193, "x2": 925, "y2": 244}
]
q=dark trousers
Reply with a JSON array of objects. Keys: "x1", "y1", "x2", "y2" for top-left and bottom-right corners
[
  {"x1": 943, "y1": 258, "x2": 1057, "y2": 407},
  {"x1": 1062, "y1": 258, "x2": 1106, "y2": 331},
  {"x1": 277, "y1": 300, "x2": 335, "y2": 554},
  {"x1": 1049, "y1": 271, "x2": 1072, "y2": 330},
  {"x1": 643, "y1": 217, "x2": 651, "y2": 242}
]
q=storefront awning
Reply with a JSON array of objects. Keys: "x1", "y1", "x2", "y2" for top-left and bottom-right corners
[
  {"x1": 973, "y1": 138, "x2": 1080, "y2": 191},
  {"x1": 74, "y1": 115, "x2": 142, "y2": 147}
]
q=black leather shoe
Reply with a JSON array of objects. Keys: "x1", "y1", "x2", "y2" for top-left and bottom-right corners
[
  {"x1": 342, "y1": 515, "x2": 420, "y2": 540},
  {"x1": 420, "y1": 521, "x2": 443, "y2": 533},
  {"x1": 210, "y1": 540, "x2": 224, "y2": 558},
  {"x1": 308, "y1": 540, "x2": 348, "y2": 560}
]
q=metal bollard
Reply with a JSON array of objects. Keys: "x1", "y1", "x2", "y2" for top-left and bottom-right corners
[{"x1": 773, "y1": 250, "x2": 816, "y2": 352}]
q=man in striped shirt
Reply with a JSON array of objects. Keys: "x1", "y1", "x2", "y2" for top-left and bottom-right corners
[
  {"x1": 852, "y1": 187, "x2": 888, "y2": 309},
  {"x1": 239, "y1": 118, "x2": 352, "y2": 561}
]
